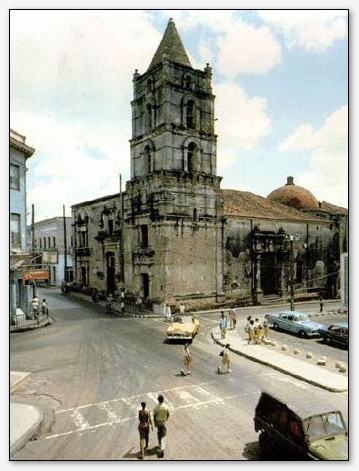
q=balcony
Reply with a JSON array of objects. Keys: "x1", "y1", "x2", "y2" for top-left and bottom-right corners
[
  {"x1": 75, "y1": 247, "x2": 92, "y2": 257},
  {"x1": 94, "y1": 230, "x2": 121, "y2": 242},
  {"x1": 133, "y1": 247, "x2": 155, "y2": 265}
]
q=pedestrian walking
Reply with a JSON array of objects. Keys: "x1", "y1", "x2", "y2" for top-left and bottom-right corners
[
  {"x1": 138, "y1": 401, "x2": 153, "y2": 459},
  {"x1": 106, "y1": 293, "x2": 113, "y2": 314},
  {"x1": 253, "y1": 318, "x2": 262, "y2": 344},
  {"x1": 319, "y1": 294, "x2": 324, "y2": 313},
  {"x1": 120, "y1": 289, "x2": 125, "y2": 313},
  {"x1": 41, "y1": 298, "x2": 48, "y2": 316},
  {"x1": 219, "y1": 311, "x2": 228, "y2": 339},
  {"x1": 218, "y1": 343, "x2": 231, "y2": 374},
  {"x1": 153, "y1": 394, "x2": 170, "y2": 458},
  {"x1": 263, "y1": 316, "x2": 269, "y2": 339},
  {"x1": 228, "y1": 307, "x2": 237, "y2": 330},
  {"x1": 179, "y1": 302, "x2": 185, "y2": 314},
  {"x1": 247, "y1": 319, "x2": 255, "y2": 344},
  {"x1": 31, "y1": 296, "x2": 39, "y2": 319},
  {"x1": 181, "y1": 343, "x2": 192, "y2": 376},
  {"x1": 166, "y1": 304, "x2": 172, "y2": 322},
  {"x1": 244, "y1": 315, "x2": 252, "y2": 340}
]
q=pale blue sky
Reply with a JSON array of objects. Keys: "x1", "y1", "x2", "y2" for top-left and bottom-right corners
[{"x1": 10, "y1": 8, "x2": 348, "y2": 220}]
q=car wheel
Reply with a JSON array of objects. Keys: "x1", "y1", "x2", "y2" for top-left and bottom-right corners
[
  {"x1": 298, "y1": 330, "x2": 307, "y2": 338},
  {"x1": 259, "y1": 432, "x2": 274, "y2": 459},
  {"x1": 273, "y1": 323, "x2": 279, "y2": 330}
]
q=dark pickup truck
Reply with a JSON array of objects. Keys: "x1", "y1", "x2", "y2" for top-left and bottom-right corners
[{"x1": 254, "y1": 389, "x2": 348, "y2": 460}]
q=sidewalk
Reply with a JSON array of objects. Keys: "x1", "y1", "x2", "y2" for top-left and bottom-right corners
[
  {"x1": 10, "y1": 301, "x2": 347, "y2": 457},
  {"x1": 10, "y1": 372, "x2": 43, "y2": 457},
  {"x1": 212, "y1": 326, "x2": 348, "y2": 393}
]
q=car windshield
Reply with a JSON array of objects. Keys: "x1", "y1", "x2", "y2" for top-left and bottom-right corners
[
  {"x1": 173, "y1": 316, "x2": 192, "y2": 324},
  {"x1": 303, "y1": 412, "x2": 346, "y2": 440}
]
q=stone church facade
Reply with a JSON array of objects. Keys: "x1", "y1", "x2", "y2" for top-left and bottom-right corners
[{"x1": 71, "y1": 19, "x2": 347, "y2": 310}]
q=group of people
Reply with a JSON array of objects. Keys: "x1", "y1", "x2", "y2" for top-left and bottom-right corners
[
  {"x1": 180, "y1": 342, "x2": 232, "y2": 376},
  {"x1": 137, "y1": 341, "x2": 233, "y2": 460},
  {"x1": 244, "y1": 315, "x2": 269, "y2": 344},
  {"x1": 137, "y1": 394, "x2": 170, "y2": 459},
  {"x1": 219, "y1": 308, "x2": 237, "y2": 339},
  {"x1": 30, "y1": 296, "x2": 48, "y2": 319}
]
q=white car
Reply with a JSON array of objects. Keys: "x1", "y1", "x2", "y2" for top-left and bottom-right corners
[{"x1": 266, "y1": 310, "x2": 325, "y2": 338}]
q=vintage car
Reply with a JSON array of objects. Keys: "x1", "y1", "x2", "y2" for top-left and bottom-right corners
[
  {"x1": 265, "y1": 310, "x2": 325, "y2": 338},
  {"x1": 254, "y1": 389, "x2": 348, "y2": 460},
  {"x1": 318, "y1": 321, "x2": 348, "y2": 348},
  {"x1": 166, "y1": 314, "x2": 199, "y2": 341}
]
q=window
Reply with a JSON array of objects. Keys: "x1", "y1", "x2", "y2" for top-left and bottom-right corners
[
  {"x1": 140, "y1": 225, "x2": 148, "y2": 248},
  {"x1": 144, "y1": 145, "x2": 151, "y2": 174},
  {"x1": 184, "y1": 75, "x2": 192, "y2": 90},
  {"x1": 187, "y1": 142, "x2": 197, "y2": 172},
  {"x1": 10, "y1": 164, "x2": 20, "y2": 190},
  {"x1": 186, "y1": 100, "x2": 195, "y2": 129},
  {"x1": 78, "y1": 229, "x2": 88, "y2": 248},
  {"x1": 10, "y1": 213, "x2": 21, "y2": 249},
  {"x1": 146, "y1": 103, "x2": 153, "y2": 131}
]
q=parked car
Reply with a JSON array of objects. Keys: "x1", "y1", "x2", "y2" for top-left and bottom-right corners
[
  {"x1": 265, "y1": 310, "x2": 325, "y2": 337},
  {"x1": 254, "y1": 389, "x2": 348, "y2": 460},
  {"x1": 318, "y1": 321, "x2": 348, "y2": 348},
  {"x1": 166, "y1": 314, "x2": 199, "y2": 341}
]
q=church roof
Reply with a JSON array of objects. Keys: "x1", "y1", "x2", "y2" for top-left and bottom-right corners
[
  {"x1": 222, "y1": 189, "x2": 323, "y2": 221},
  {"x1": 148, "y1": 18, "x2": 192, "y2": 71},
  {"x1": 266, "y1": 176, "x2": 319, "y2": 210},
  {"x1": 222, "y1": 188, "x2": 347, "y2": 220}
]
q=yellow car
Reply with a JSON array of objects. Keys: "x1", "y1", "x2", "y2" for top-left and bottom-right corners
[{"x1": 166, "y1": 314, "x2": 200, "y2": 341}]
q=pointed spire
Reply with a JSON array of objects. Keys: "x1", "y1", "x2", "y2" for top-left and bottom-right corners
[{"x1": 148, "y1": 18, "x2": 192, "y2": 71}]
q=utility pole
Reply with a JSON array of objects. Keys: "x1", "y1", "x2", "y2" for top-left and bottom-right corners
[
  {"x1": 286, "y1": 234, "x2": 300, "y2": 311},
  {"x1": 289, "y1": 237, "x2": 295, "y2": 311},
  {"x1": 31, "y1": 204, "x2": 36, "y2": 297},
  {"x1": 119, "y1": 174, "x2": 124, "y2": 284},
  {"x1": 31, "y1": 204, "x2": 35, "y2": 257},
  {"x1": 63, "y1": 205, "x2": 68, "y2": 282}
]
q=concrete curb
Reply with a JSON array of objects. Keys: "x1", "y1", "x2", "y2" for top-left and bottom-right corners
[
  {"x1": 212, "y1": 331, "x2": 348, "y2": 393},
  {"x1": 10, "y1": 403, "x2": 43, "y2": 457}
]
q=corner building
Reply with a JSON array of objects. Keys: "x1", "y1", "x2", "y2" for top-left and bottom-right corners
[{"x1": 72, "y1": 19, "x2": 347, "y2": 310}]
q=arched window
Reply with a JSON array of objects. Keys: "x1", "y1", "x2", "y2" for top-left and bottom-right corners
[
  {"x1": 147, "y1": 78, "x2": 153, "y2": 93},
  {"x1": 188, "y1": 142, "x2": 197, "y2": 173},
  {"x1": 144, "y1": 145, "x2": 151, "y2": 174},
  {"x1": 186, "y1": 100, "x2": 195, "y2": 129},
  {"x1": 146, "y1": 103, "x2": 152, "y2": 131},
  {"x1": 184, "y1": 75, "x2": 192, "y2": 90}
]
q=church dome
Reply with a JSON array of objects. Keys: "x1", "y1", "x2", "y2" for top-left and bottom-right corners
[{"x1": 267, "y1": 176, "x2": 319, "y2": 210}]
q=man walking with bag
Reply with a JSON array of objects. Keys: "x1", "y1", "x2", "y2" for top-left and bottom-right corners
[
  {"x1": 218, "y1": 343, "x2": 232, "y2": 374},
  {"x1": 153, "y1": 394, "x2": 170, "y2": 458},
  {"x1": 181, "y1": 343, "x2": 193, "y2": 376}
]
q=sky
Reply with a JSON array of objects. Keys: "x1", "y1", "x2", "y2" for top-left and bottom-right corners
[{"x1": 10, "y1": 8, "x2": 348, "y2": 221}]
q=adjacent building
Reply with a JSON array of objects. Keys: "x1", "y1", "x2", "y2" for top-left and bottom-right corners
[
  {"x1": 10, "y1": 128, "x2": 35, "y2": 316},
  {"x1": 29, "y1": 216, "x2": 74, "y2": 286},
  {"x1": 71, "y1": 19, "x2": 347, "y2": 311}
]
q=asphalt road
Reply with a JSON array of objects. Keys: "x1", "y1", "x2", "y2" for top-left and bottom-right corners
[{"x1": 10, "y1": 289, "x2": 348, "y2": 460}]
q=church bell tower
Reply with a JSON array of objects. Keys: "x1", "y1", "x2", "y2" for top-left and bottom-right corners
[{"x1": 125, "y1": 18, "x2": 224, "y2": 305}]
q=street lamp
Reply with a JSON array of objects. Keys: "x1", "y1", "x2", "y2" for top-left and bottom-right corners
[{"x1": 285, "y1": 234, "x2": 300, "y2": 311}]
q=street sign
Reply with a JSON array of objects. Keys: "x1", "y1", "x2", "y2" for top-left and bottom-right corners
[{"x1": 23, "y1": 268, "x2": 49, "y2": 281}]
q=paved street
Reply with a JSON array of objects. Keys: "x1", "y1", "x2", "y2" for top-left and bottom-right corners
[{"x1": 10, "y1": 288, "x2": 348, "y2": 460}]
